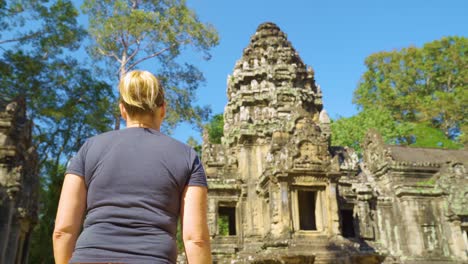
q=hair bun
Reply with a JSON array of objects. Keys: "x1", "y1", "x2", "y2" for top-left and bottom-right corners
[{"x1": 119, "y1": 70, "x2": 165, "y2": 116}]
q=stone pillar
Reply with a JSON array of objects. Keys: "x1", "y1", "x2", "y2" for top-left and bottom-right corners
[
  {"x1": 441, "y1": 218, "x2": 467, "y2": 260},
  {"x1": 376, "y1": 197, "x2": 403, "y2": 256},
  {"x1": 315, "y1": 189, "x2": 325, "y2": 232},
  {"x1": 269, "y1": 182, "x2": 281, "y2": 238},
  {"x1": 0, "y1": 195, "x2": 14, "y2": 264},
  {"x1": 327, "y1": 182, "x2": 341, "y2": 235},
  {"x1": 355, "y1": 184, "x2": 375, "y2": 240},
  {"x1": 239, "y1": 184, "x2": 247, "y2": 245},
  {"x1": 269, "y1": 181, "x2": 291, "y2": 239},
  {"x1": 21, "y1": 230, "x2": 33, "y2": 264},
  {"x1": 0, "y1": 98, "x2": 38, "y2": 263},
  {"x1": 239, "y1": 144, "x2": 265, "y2": 238},
  {"x1": 5, "y1": 212, "x2": 20, "y2": 264},
  {"x1": 279, "y1": 181, "x2": 291, "y2": 238},
  {"x1": 207, "y1": 197, "x2": 217, "y2": 236},
  {"x1": 356, "y1": 201, "x2": 374, "y2": 240}
]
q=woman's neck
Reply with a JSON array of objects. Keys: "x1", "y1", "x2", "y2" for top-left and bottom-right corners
[
  {"x1": 126, "y1": 121, "x2": 155, "y2": 129},
  {"x1": 125, "y1": 114, "x2": 160, "y2": 131}
]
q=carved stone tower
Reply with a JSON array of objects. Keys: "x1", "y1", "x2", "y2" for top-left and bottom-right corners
[
  {"x1": 202, "y1": 22, "x2": 468, "y2": 264},
  {"x1": 203, "y1": 22, "x2": 345, "y2": 263}
]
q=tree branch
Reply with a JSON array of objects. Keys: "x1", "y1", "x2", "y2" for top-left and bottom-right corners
[
  {"x1": 97, "y1": 47, "x2": 121, "y2": 63},
  {"x1": 0, "y1": 32, "x2": 41, "y2": 45},
  {"x1": 125, "y1": 33, "x2": 148, "y2": 65},
  {"x1": 126, "y1": 31, "x2": 147, "y2": 49},
  {"x1": 126, "y1": 45, "x2": 174, "y2": 72},
  {"x1": 120, "y1": 32, "x2": 128, "y2": 52},
  {"x1": 126, "y1": 47, "x2": 140, "y2": 66},
  {"x1": 131, "y1": 0, "x2": 139, "y2": 9}
]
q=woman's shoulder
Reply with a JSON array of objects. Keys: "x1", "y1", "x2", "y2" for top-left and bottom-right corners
[
  {"x1": 88, "y1": 129, "x2": 121, "y2": 142},
  {"x1": 86, "y1": 128, "x2": 197, "y2": 157},
  {"x1": 159, "y1": 133, "x2": 195, "y2": 154},
  {"x1": 80, "y1": 130, "x2": 123, "y2": 151},
  {"x1": 147, "y1": 131, "x2": 199, "y2": 161}
]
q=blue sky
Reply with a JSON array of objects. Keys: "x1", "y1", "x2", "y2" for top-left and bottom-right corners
[{"x1": 168, "y1": 0, "x2": 467, "y2": 142}]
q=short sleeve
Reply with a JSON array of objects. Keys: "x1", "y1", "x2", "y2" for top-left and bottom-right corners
[
  {"x1": 187, "y1": 149, "x2": 208, "y2": 187},
  {"x1": 66, "y1": 140, "x2": 89, "y2": 177}
]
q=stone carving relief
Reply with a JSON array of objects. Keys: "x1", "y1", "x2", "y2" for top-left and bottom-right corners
[
  {"x1": 435, "y1": 162, "x2": 468, "y2": 218},
  {"x1": 362, "y1": 129, "x2": 391, "y2": 174},
  {"x1": 294, "y1": 141, "x2": 321, "y2": 168}
]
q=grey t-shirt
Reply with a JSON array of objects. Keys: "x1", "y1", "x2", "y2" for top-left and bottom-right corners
[{"x1": 66, "y1": 127, "x2": 207, "y2": 264}]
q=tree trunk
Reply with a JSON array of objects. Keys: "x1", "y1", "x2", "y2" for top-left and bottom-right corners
[
  {"x1": 114, "y1": 113, "x2": 121, "y2": 130},
  {"x1": 114, "y1": 58, "x2": 128, "y2": 130}
]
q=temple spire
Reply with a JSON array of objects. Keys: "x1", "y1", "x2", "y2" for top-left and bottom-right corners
[{"x1": 224, "y1": 22, "x2": 324, "y2": 145}]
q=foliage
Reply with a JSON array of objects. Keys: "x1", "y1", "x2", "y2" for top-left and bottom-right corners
[
  {"x1": 176, "y1": 222, "x2": 185, "y2": 253},
  {"x1": 1, "y1": 1, "x2": 219, "y2": 261},
  {"x1": 331, "y1": 107, "x2": 412, "y2": 154},
  {"x1": 334, "y1": 36, "x2": 467, "y2": 153},
  {"x1": 416, "y1": 178, "x2": 436, "y2": 187},
  {"x1": 0, "y1": 0, "x2": 85, "y2": 56},
  {"x1": 82, "y1": 0, "x2": 219, "y2": 130},
  {"x1": 218, "y1": 215, "x2": 230, "y2": 236},
  {"x1": 0, "y1": 51, "x2": 114, "y2": 156},
  {"x1": 354, "y1": 36, "x2": 467, "y2": 142},
  {"x1": 187, "y1": 136, "x2": 202, "y2": 156},
  {"x1": 459, "y1": 123, "x2": 468, "y2": 146},
  {"x1": 408, "y1": 122, "x2": 463, "y2": 149},
  {"x1": 206, "y1": 113, "x2": 224, "y2": 144},
  {"x1": 1, "y1": 51, "x2": 115, "y2": 263},
  {"x1": 28, "y1": 162, "x2": 67, "y2": 264},
  {"x1": 1, "y1": 1, "x2": 114, "y2": 263},
  {"x1": 331, "y1": 108, "x2": 463, "y2": 154}
]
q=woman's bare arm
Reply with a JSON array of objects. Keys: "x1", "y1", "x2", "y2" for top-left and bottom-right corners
[
  {"x1": 180, "y1": 186, "x2": 212, "y2": 264},
  {"x1": 53, "y1": 174, "x2": 87, "y2": 264}
]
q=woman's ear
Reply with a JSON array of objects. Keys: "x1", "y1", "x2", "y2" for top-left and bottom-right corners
[{"x1": 119, "y1": 103, "x2": 128, "y2": 121}]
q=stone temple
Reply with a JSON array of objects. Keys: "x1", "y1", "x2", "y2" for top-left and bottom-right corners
[
  {"x1": 202, "y1": 22, "x2": 468, "y2": 263},
  {"x1": 0, "y1": 98, "x2": 38, "y2": 264}
]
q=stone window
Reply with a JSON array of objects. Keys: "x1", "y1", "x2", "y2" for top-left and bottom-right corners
[
  {"x1": 292, "y1": 186, "x2": 328, "y2": 232},
  {"x1": 340, "y1": 209, "x2": 356, "y2": 238},
  {"x1": 218, "y1": 206, "x2": 236, "y2": 236}
]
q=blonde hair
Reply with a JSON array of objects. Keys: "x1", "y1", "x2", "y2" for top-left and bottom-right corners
[{"x1": 119, "y1": 70, "x2": 165, "y2": 116}]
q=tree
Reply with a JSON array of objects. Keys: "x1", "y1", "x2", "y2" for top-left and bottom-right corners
[
  {"x1": 0, "y1": 0, "x2": 85, "y2": 56},
  {"x1": 1, "y1": 1, "x2": 219, "y2": 261},
  {"x1": 206, "y1": 113, "x2": 224, "y2": 144},
  {"x1": 331, "y1": 107, "x2": 412, "y2": 154},
  {"x1": 217, "y1": 214, "x2": 230, "y2": 236},
  {"x1": 353, "y1": 36, "x2": 467, "y2": 143},
  {"x1": 187, "y1": 136, "x2": 202, "y2": 156},
  {"x1": 331, "y1": 108, "x2": 463, "y2": 155},
  {"x1": 82, "y1": 0, "x2": 219, "y2": 130},
  {"x1": 1, "y1": 0, "x2": 218, "y2": 262},
  {"x1": 332, "y1": 36, "x2": 466, "y2": 152},
  {"x1": 1, "y1": 51, "x2": 115, "y2": 263},
  {"x1": 1, "y1": 1, "x2": 114, "y2": 263},
  {"x1": 408, "y1": 122, "x2": 463, "y2": 149}
]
